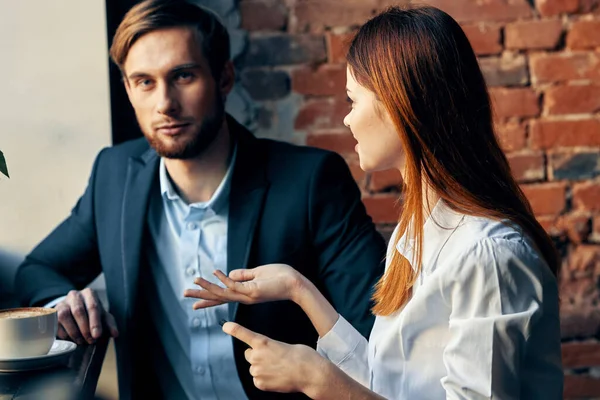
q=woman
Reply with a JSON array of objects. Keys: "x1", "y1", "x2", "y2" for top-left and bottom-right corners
[{"x1": 184, "y1": 5, "x2": 563, "y2": 399}]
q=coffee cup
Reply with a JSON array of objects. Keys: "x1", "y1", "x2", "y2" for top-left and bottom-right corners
[{"x1": 0, "y1": 307, "x2": 58, "y2": 359}]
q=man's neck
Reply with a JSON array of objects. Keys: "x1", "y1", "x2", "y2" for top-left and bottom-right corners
[{"x1": 164, "y1": 119, "x2": 232, "y2": 204}]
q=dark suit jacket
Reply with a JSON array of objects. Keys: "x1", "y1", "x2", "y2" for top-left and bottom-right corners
[{"x1": 15, "y1": 116, "x2": 386, "y2": 400}]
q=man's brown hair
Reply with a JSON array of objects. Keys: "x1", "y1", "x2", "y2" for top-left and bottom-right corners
[{"x1": 109, "y1": 0, "x2": 230, "y2": 78}]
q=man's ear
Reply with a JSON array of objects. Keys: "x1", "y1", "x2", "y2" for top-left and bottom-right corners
[{"x1": 218, "y1": 60, "x2": 235, "y2": 98}]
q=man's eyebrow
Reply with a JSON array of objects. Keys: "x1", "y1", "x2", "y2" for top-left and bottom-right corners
[
  {"x1": 170, "y1": 63, "x2": 202, "y2": 74},
  {"x1": 346, "y1": 87, "x2": 352, "y2": 92},
  {"x1": 127, "y1": 71, "x2": 150, "y2": 81}
]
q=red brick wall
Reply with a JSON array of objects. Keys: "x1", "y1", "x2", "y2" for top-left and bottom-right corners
[{"x1": 240, "y1": 1, "x2": 600, "y2": 397}]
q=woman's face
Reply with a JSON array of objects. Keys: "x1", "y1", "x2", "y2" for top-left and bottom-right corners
[{"x1": 343, "y1": 67, "x2": 405, "y2": 173}]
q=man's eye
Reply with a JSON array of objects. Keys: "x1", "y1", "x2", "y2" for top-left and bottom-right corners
[
  {"x1": 137, "y1": 79, "x2": 153, "y2": 87},
  {"x1": 175, "y1": 72, "x2": 194, "y2": 81},
  {"x1": 346, "y1": 96, "x2": 353, "y2": 104}
]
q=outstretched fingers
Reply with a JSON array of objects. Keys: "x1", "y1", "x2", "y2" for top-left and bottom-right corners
[{"x1": 193, "y1": 277, "x2": 252, "y2": 303}]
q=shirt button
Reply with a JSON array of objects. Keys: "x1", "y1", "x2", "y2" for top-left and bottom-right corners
[
  {"x1": 196, "y1": 366, "x2": 206, "y2": 375},
  {"x1": 186, "y1": 222, "x2": 197, "y2": 230},
  {"x1": 191, "y1": 318, "x2": 201, "y2": 328},
  {"x1": 186, "y1": 267, "x2": 196, "y2": 276}
]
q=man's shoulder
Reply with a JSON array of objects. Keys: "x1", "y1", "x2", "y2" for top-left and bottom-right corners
[
  {"x1": 92, "y1": 137, "x2": 152, "y2": 170},
  {"x1": 86, "y1": 138, "x2": 153, "y2": 183},
  {"x1": 256, "y1": 136, "x2": 343, "y2": 167}
]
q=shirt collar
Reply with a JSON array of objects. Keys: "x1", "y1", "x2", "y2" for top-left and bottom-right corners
[
  {"x1": 159, "y1": 142, "x2": 238, "y2": 215},
  {"x1": 396, "y1": 199, "x2": 465, "y2": 270}
]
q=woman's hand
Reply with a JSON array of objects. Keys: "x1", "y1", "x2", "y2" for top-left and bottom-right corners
[
  {"x1": 183, "y1": 263, "x2": 306, "y2": 310},
  {"x1": 223, "y1": 321, "x2": 327, "y2": 395}
]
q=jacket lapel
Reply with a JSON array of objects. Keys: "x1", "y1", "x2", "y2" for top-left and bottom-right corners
[
  {"x1": 227, "y1": 117, "x2": 269, "y2": 319},
  {"x1": 121, "y1": 148, "x2": 159, "y2": 320}
]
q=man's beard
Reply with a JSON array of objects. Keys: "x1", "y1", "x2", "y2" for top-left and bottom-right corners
[{"x1": 143, "y1": 97, "x2": 225, "y2": 160}]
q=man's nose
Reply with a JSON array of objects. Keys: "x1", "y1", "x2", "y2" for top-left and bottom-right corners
[{"x1": 156, "y1": 84, "x2": 180, "y2": 116}]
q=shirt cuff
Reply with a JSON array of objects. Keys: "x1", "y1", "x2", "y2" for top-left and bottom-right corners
[
  {"x1": 317, "y1": 314, "x2": 364, "y2": 365},
  {"x1": 44, "y1": 295, "x2": 67, "y2": 308}
]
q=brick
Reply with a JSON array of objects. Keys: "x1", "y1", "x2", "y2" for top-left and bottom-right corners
[
  {"x1": 461, "y1": 23, "x2": 502, "y2": 55},
  {"x1": 375, "y1": 0, "x2": 414, "y2": 11},
  {"x1": 530, "y1": 52, "x2": 600, "y2": 84},
  {"x1": 557, "y1": 212, "x2": 593, "y2": 243},
  {"x1": 369, "y1": 169, "x2": 403, "y2": 192},
  {"x1": 560, "y1": 306, "x2": 600, "y2": 339},
  {"x1": 255, "y1": 107, "x2": 273, "y2": 130},
  {"x1": 565, "y1": 244, "x2": 600, "y2": 274},
  {"x1": 563, "y1": 341, "x2": 600, "y2": 369},
  {"x1": 424, "y1": 0, "x2": 532, "y2": 23},
  {"x1": 549, "y1": 150, "x2": 600, "y2": 180},
  {"x1": 326, "y1": 31, "x2": 356, "y2": 64},
  {"x1": 362, "y1": 194, "x2": 400, "y2": 224},
  {"x1": 568, "y1": 19, "x2": 600, "y2": 49},
  {"x1": 495, "y1": 121, "x2": 527, "y2": 152},
  {"x1": 530, "y1": 119, "x2": 600, "y2": 149},
  {"x1": 565, "y1": 213, "x2": 593, "y2": 243},
  {"x1": 240, "y1": 0, "x2": 287, "y2": 31},
  {"x1": 545, "y1": 84, "x2": 600, "y2": 115},
  {"x1": 507, "y1": 151, "x2": 545, "y2": 182},
  {"x1": 479, "y1": 54, "x2": 529, "y2": 87},
  {"x1": 306, "y1": 129, "x2": 356, "y2": 155},
  {"x1": 244, "y1": 34, "x2": 326, "y2": 67},
  {"x1": 536, "y1": 215, "x2": 558, "y2": 235},
  {"x1": 573, "y1": 182, "x2": 600, "y2": 212},
  {"x1": 292, "y1": 64, "x2": 346, "y2": 96},
  {"x1": 291, "y1": 0, "x2": 387, "y2": 33},
  {"x1": 536, "y1": 0, "x2": 579, "y2": 16},
  {"x1": 490, "y1": 88, "x2": 540, "y2": 119},
  {"x1": 505, "y1": 19, "x2": 563, "y2": 50},
  {"x1": 240, "y1": 69, "x2": 290, "y2": 100},
  {"x1": 593, "y1": 215, "x2": 600, "y2": 242},
  {"x1": 564, "y1": 375, "x2": 600, "y2": 398},
  {"x1": 538, "y1": 213, "x2": 592, "y2": 242},
  {"x1": 560, "y1": 280, "x2": 598, "y2": 310},
  {"x1": 294, "y1": 97, "x2": 350, "y2": 130},
  {"x1": 581, "y1": 0, "x2": 600, "y2": 13},
  {"x1": 521, "y1": 182, "x2": 567, "y2": 216}
]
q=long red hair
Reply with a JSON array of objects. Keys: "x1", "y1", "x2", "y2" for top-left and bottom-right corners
[{"x1": 347, "y1": 6, "x2": 559, "y2": 316}]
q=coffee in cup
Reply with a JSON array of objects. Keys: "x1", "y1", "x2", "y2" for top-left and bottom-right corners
[{"x1": 0, "y1": 307, "x2": 58, "y2": 359}]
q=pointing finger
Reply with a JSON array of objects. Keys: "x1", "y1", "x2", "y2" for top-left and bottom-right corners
[{"x1": 223, "y1": 322, "x2": 269, "y2": 348}]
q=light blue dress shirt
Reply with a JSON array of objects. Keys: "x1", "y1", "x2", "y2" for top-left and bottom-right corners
[{"x1": 145, "y1": 144, "x2": 248, "y2": 400}]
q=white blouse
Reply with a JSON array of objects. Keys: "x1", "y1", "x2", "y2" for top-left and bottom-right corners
[{"x1": 317, "y1": 200, "x2": 563, "y2": 399}]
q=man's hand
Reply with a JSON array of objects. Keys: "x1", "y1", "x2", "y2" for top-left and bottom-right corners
[{"x1": 55, "y1": 288, "x2": 119, "y2": 345}]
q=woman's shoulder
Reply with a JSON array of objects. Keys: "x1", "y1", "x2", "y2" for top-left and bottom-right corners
[{"x1": 439, "y1": 215, "x2": 549, "y2": 281}]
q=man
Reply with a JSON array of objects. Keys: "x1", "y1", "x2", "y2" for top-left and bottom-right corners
[{"x1": 14, "y1": 1, "x2": 385, "y2": 399}]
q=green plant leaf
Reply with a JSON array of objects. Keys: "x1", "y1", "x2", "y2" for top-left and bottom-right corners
[{"x1": 0, "y1": 150, "x2": 9, "y2": 178}]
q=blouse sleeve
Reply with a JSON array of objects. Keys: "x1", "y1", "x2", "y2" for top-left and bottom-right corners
[
  {"x1": 316, "y1": 314, "x2": 371, "y2": 387},
  {"x1": 441, "y1": 237, "x2": 561, "y2": 399}
]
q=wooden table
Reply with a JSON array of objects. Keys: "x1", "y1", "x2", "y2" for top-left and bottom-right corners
[{"x1": 0, "y1": 336, "x2": 109, "y2": 400}]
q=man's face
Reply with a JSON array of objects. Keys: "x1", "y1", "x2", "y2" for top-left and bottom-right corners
[{"x1": 123, "y1": 27, "x2": 228, "y2": 159}]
